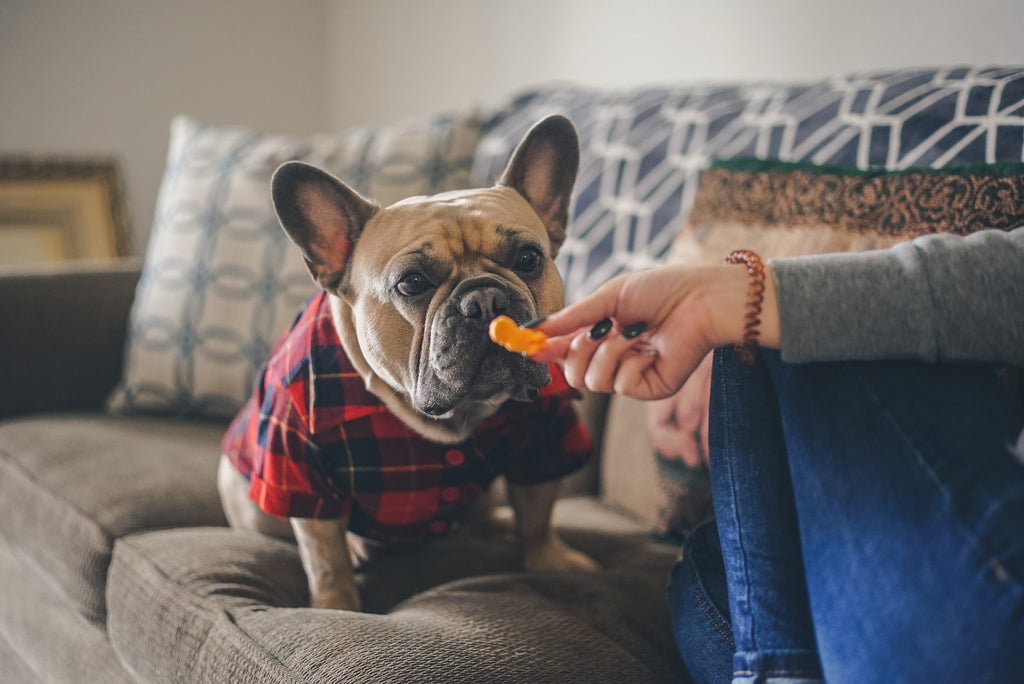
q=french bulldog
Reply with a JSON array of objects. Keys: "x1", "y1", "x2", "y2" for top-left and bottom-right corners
[{"x1": 217, "y1": 115, "x2": 598, "y2": 611}]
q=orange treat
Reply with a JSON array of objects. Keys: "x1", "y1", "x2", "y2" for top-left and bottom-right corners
[{"x1": 488, "y1": 315, "x2": 548, "y2": 356}]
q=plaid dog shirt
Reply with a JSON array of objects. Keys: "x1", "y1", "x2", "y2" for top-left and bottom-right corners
[{"x1": 222, "y1": 292, "x2": 593, "y2": 543}]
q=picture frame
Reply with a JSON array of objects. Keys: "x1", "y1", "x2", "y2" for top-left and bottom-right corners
[{"x1": 0, "y1": 156, "x2": 131, "y2": 266}]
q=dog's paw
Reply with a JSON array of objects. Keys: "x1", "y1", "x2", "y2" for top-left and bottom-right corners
[
  {"x1": 310, "y1": 586, "x2": 362, "y2": 612},
  {"x1": 524, "y1": 535, "x2": 601, "y2": 573}
]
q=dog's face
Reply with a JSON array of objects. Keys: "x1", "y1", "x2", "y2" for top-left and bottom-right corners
[{"x1": 271, "y1": 116, "x2": 579, "y2": 440}]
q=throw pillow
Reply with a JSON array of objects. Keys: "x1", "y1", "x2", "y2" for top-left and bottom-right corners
[
  {"x1": 651, "y1": 158, "x2": 1024, "y2": 542},
  {"x1": 107, "y1": 114, "x2": 483, "y2": 418}
]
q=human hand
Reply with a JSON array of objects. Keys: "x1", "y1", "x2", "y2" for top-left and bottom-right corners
[
  {"x1": 647, "y1": 352, "x2": 713, "y2": 468},
  {"x1": 532, "y1": 263, "x2": 778, "y2": 400},
  {"x1": 531, "y1": 265, "x2": 722, "y2": 400}
]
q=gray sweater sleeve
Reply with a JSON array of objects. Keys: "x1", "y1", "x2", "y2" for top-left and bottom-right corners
[{"x1": 770, "y1": 226, "x2": 1024, "y2": 366}]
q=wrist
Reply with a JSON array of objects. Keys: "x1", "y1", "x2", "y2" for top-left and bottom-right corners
[{"x1": 704, "y1": 260, "x2": 780, "y2": 351}]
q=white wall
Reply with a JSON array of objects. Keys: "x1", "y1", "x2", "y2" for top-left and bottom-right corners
[
  {"x1": 2, "y1": 0, "x2": 1022, "y2": 253},
  {"x1": 0, "y1": 0, "x2": 331, "y2": 252},
  {"x1": 327, "y1": 0, "x2": 1024, "y2": 129}
]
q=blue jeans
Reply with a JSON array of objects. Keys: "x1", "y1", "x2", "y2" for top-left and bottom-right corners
[{"x1": 669, "y1": 348, "x2": 1024, "y2": 684}]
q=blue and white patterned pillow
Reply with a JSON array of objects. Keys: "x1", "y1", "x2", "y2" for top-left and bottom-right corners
[
  {"x1": 473, "y1": 66, "x2": 1024, "y2": 302},
  {"x1": 108, "y1": 114, "x2": 483, "y2": 418}
]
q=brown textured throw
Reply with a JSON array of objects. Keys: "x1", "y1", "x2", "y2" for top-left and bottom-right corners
[{"x1": 690, "y1": 160, "x2": 1024, "y2": 238}]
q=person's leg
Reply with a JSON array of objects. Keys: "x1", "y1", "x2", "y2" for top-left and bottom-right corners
[
  {"x1": 761, "y1": 351, "x2": 1024, "y2": 683},
  {"x1": 669, "y1": 346, "x2": 824, "y2": 684},
  {"x1": 672, "y1": 348, "x2": 1024, "y2": 682},
  {"x1": 706, "y1": 348, "x2": 823, "y2": 684}
]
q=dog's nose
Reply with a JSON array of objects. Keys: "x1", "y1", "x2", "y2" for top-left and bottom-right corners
[{"x1": 458, "y1": 286, "x2": 510, "y2": 320}]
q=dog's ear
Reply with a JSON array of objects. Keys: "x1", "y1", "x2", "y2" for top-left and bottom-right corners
[
  {"x1": 498, "y1": 115, "x2": 579, "y2": 257},
  {"x1": 272, "y1": 161, "x2": 378, "y2": 291}
]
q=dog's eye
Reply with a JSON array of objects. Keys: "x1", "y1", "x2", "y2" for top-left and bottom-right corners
[
  {"x1": 396, "y1": 272, "x2": 431, "y2": 297},
  {"x1": 514, "y1": 247, "x2": 543, "y2": 273}
]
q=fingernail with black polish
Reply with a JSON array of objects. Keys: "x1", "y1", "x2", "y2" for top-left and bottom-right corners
[
  {"x1": 522, "y1": 317, "x2": 546, "y2": 329},
  {"x1": 588, "y1": 318, "x2": 613, "y2": 340},
  {"x1": 622, "y1": 322, "x2": 647, "y2": 339}
]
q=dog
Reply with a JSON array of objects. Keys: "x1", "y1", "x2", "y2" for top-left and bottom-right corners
[{"x1": 217, "y1": 115, "x2": 599, "y2": 611}]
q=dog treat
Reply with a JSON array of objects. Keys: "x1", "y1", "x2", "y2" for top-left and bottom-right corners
[{"x1": 489, "y1": 315, "x2": 548, "y2": 356}]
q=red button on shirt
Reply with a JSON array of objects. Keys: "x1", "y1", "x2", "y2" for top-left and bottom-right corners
[
  {"x1": 441, "y1": 486, "x2": 460, "y2": 502},
  {"x1": 445, "y1": 449, "x2": 465, "y2": 466}
]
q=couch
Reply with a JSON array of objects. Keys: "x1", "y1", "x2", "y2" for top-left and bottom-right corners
[{"x1": 3, "y1": 65, "x2": 1023, "y2": 683}]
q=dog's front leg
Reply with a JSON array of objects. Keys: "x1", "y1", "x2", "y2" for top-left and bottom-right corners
[
  {"x1": 507, "y1": 480, "x2": 600, "y2": 572},
  {"x1": 290, "y1": 517, "x2": 362, "y2": 611}
]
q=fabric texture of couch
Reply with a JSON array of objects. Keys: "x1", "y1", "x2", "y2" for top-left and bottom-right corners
[{"x1": 3, "y1": 65, "x2": 1024, "y2": 683}]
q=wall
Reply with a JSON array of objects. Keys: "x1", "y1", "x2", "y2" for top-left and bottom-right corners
[
  {"x1": 327, "y1": 0, "x2": 1024, "y2": 129},
  {"x1": 2, "y1": 0, "x2": 1022, "y2": 253},
  {"x1": 0, "y1": 0, "x2": 331, "y2": 252}
]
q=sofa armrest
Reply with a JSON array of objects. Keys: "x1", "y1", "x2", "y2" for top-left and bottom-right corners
[{"x1": 0, "y1": 258, "x2": 141, "y2": 419}]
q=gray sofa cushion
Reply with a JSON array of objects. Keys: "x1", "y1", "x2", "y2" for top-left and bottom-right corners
[
  {"x1": 0, "y1": 632, "x2": 40, "y2": 684},
  {"x1": 0, "y1": 414, "x2": 228, "y2": 621},
  {"x1": 0, "y1": 543, "x2": 133, "y2": 684},
  {"x1": 108, "y1": 505, "x2": 686, "y2": 683}
]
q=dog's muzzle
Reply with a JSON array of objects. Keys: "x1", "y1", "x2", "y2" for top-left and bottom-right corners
[{"x1": 415, "y1": 277, "x2": 549, "y2": 417}]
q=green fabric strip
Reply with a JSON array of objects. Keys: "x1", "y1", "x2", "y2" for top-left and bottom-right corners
[{"x1": 710, "y1": 157, "x2": 1024, "y2": 178}]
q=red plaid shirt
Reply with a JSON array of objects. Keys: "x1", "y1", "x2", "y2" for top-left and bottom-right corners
[{"x1": 222, "y1": 292, "x2": 592, "y2": 543}]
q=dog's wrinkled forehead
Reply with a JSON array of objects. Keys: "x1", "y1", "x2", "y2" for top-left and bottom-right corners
[{"x1": 349, "y1": 186, "x2": 550, "y2": 285}]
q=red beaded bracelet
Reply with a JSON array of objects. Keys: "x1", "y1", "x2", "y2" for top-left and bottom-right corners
[{"x1": 724, "y1": 249, "x2": 766, "y2": 365}]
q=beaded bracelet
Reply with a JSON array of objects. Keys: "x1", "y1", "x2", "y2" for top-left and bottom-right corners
[{"x1": 723, "y1": 249, "x2": 765, "y2": 365}]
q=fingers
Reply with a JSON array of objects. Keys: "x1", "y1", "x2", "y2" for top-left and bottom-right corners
[
  {"x1": 526, "y1": 317, "x2": 598, "y2": 364},
  {"x1": 533, "y1": 317, "x2": 634, "y2": 391},
  {"x1": 547, "y1": 319, "x2": 663, "y2": 397},
  {"x1": 535, "y1": 279, "x2": 623, "y2": 338},
  {"x1": 528, "y1": 338, "x2": 570, "y2": 364},
  {"x1": 580, "y1": 327, "x2": 646, "y2": 393},
  {"x1": 611, "y1": 351, "x2": 663, "y2": 398},
  {"x1": 558, "y1": 319, "x2": 618, "y2": 389}
]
